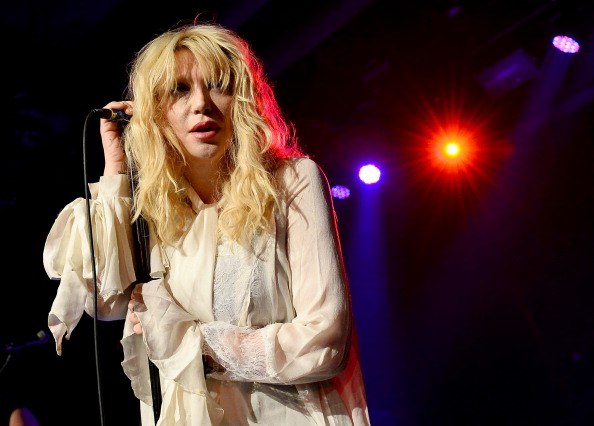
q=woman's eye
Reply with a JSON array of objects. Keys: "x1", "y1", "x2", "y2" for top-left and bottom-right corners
[
  {"x1": 172, "y1": 83, "x2": 190, "y2": 95},
  {"x1": 207, "y1": 81, "x2": 225, "y2": 92}
]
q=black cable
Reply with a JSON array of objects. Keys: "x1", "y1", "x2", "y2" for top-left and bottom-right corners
[{"x1": 82, "y1": 111, "x2": 106, "y2": 426}]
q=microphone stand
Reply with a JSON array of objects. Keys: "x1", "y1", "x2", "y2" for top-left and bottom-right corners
[
  {"x1": 127, "y1": 163, "x2": 163, "y2": 423},
  {"x1": 87, "y1": 109, "x2": 162, "y2": 423}
]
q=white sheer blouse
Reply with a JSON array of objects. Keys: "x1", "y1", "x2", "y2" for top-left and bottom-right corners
[{"x1": 43, "y1": 157, "x2": 370, "y2": 425}]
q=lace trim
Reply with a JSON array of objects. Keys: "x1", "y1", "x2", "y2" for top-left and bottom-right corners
[{"x1": 201, "y1": 321, "x2": 273, "y2": 382}]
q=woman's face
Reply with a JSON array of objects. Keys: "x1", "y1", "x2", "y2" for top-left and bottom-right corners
[{"x1": 166, "y1": 49, "x2": 233, "y2": 170}]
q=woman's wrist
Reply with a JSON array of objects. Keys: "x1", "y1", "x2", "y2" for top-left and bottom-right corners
[{"x1": 104, "y1": 162, "x2": 128, "y2": 176}]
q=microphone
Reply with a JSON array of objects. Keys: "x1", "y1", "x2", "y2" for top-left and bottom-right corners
[
  {"x1": 91, "y1": 108, "x2": 131, "y2": 122},
  {"x1": 3, "y1": 330, "x2": 50, "y2": 352}
]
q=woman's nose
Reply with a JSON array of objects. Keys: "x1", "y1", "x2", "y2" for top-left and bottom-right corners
[{"x1": 191, "y1": 87, "x2": 212, "y2": 114}]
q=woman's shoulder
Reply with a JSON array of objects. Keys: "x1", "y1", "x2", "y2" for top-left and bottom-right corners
[
  {"x1": 276, "y1": 156, "x2": 326, "y2": 182},
  {"x1": 275, "y1": 156, "x2": 333, "y2": 201}
]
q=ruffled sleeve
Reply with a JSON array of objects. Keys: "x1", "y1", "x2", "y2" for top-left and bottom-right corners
[
  {"x1": 200, "y1": 157, "x2": 352, "y2": 384},
  {"x1": 120, "y1": 279, "x2": 223, "y2": 426},
  {"x1": 43, "y1": 174, "x2": 138, "y2": 354}
]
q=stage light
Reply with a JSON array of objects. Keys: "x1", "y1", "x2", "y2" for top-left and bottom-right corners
[
  {"x1": 359, "y1": 164, "x2": 381, "y2": 184},
  {"x1": 445, "y1": 142, "x2": 460, "y2": 157},
  {"x1": 431, "y1": 135, "x2": 474, "y2": 170},
  {"x1": 331, "y1": 185, "x2": 351, "y2": 199},
  {"x1": 552, "y1": 35, "x2": 580, "y2": 53}
]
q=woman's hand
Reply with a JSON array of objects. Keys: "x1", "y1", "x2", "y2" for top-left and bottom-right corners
[
  {"x1": 128, "y1": 284, "x2": 144, "y2": 335},
  {"x1": 101, "y1": 101, "x2": 134, "y2": 176}
]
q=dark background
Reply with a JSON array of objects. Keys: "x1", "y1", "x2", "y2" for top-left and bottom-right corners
[{"x1": 2, "y1": 1, "x2": 594, "y2": 425}]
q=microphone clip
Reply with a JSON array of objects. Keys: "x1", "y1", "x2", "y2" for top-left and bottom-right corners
[{"x1": 91, "y1": 108, "x2": 131, "y2": 123}]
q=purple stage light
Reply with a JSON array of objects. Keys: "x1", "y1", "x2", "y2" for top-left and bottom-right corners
[
  {"x1": 552, "y1": 35, "x2": 580, "y2": 53},
  {"x1": 359, "y1": 164, "x2": 381, "y2": 184},
  {"x1": 331, "y1": 185, "x2": 351, "y2": 199}
]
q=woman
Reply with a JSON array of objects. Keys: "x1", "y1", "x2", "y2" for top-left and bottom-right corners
[{"x1": 43, "y1": 22, "x2": 369, "y2": 425}]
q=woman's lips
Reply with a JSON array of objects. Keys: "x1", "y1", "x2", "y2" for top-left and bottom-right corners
[
  {"x1": 191, "y1": 121, "x2": 220, "y2": 131},
  {"x1": 191, "y1": 129, "x2": 219, "y2": 140},
  {"x1": 190, "y1": 121, "x2": 220, "y2": 140}
]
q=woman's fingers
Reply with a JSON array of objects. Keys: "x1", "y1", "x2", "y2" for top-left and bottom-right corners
[
  {"x1": 128, "y1": 297, "x2": 144, "y2": 335},
  {"x1": 102, "y1": 101, "x2": 134, "y2": 116},
  {"x1": 100, "y1": 101, "x2": 134, "y2": 176},
  {"x1": 132, "y1": 323, "x2": 143, "y2": 335}
]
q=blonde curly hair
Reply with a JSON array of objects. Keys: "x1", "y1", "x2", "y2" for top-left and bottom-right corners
[{"x1": 122, "y1": 23, "x2": 303, "y2": 245}]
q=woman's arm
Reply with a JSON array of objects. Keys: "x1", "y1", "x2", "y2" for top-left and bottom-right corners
[
  {"x1": 44, "y1": 174, "x2": 138, "y2": 354},
  {"x1": 200, "y1": 158, "x2": 352, "y2": 384}
]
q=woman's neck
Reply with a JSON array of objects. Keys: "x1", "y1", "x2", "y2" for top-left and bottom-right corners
[{"x1": 184, "y1": 163, "x2": 221, "y2": 204}]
